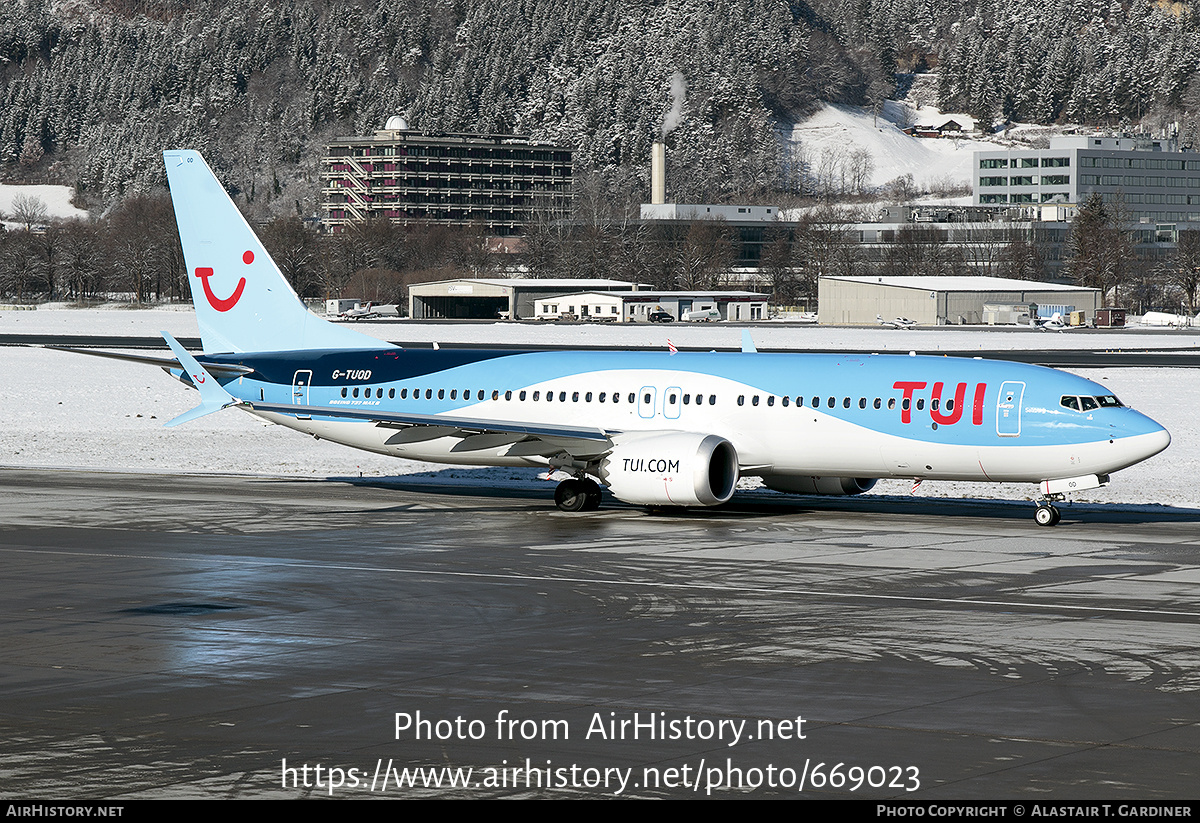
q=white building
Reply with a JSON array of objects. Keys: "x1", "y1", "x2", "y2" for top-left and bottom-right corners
[{"x1": 533, "y1": 290, "x2": 771, "y2": 323}]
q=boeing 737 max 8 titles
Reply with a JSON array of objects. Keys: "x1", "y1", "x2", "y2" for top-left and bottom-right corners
[{"x1": 63, "y1": 151, "x2": 1172, "y2": 526}]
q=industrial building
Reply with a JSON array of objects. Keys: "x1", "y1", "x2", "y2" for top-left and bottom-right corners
[
  {"x1": 321, "y1": 119, "x2": 573, "y2": 236},
  {"x1": 818, "y1": 275, "x2": 1101, "y2": 326},
  {"x1": 533, "y1": 290, "x2": 771, "y2": 322},
  {"x1": 974, "y1": 135, "x2": 1200, "y2": 223},
  {"x1": 408, "y1": 278, "x2": 640, "y2": 320}
]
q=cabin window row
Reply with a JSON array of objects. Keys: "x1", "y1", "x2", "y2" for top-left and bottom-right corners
[
  {"x1": 736, "y1": 394, "x2": 956, "y2": 412},
  {"x1": 339, "y1": 386, "x2": 720, "y2": 404}
]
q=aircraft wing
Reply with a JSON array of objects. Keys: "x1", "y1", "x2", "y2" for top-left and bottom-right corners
[
  {"x1": 45, "y1": 345, "x2": 255, "y2": 377},
  {"x1": 247, "y1": 400, "x2": 615, "y2": 457}
]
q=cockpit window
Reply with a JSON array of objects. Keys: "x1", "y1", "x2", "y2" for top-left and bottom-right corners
[{"x1": 1062, "y1": 394, "x2": 1123, "y2": 412}]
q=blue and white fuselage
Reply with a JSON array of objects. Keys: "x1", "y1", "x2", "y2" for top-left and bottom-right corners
[{"x1": 127, "y1": 150, "x2": 1171, "y2": 525}]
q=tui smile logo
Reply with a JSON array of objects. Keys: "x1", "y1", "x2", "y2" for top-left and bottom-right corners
[{"x1": 194, "y1": 249, "x2": 253, "y2": 312}]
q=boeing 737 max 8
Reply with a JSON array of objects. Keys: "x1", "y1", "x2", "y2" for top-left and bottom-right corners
[{"x1": 64, "y1": 151, "x2": 1172, "y2": 526}]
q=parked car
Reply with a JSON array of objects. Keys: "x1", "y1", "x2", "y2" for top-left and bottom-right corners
[{"x1": 647, "y1": 309, "x2": 675, "y2": 323}]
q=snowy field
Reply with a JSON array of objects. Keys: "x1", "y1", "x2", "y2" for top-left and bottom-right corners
[
  {"x1": 789, "y1": 102, "x2": 994, "y2": 192},
  {"x1": 1, "y1": 305, "x2": 1196, "y2": 510},
  {"x1": 0, "y1": 183, "x2": 89, "y2": 226}
]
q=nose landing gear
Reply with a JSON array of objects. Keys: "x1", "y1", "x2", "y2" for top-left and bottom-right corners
[{"x1": 1034, "y1": 503, "x2": 1061, "y2": 527}]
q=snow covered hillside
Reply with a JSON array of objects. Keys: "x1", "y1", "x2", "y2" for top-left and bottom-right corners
[{"x1": 0, "y1": 183, "x2": 89, "y2": 225}]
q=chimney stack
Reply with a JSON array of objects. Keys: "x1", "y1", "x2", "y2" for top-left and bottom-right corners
[{"x1": 651, "y1": 141, "x2": 666, "y2": 205}]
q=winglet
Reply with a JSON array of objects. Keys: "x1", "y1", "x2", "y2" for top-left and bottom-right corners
[
  {"x1": 160, "y1": 331, "x2": 240, "y2": 427},
  {"x1": 741, "y1": 330, "x2": 757, "y2": 353}
]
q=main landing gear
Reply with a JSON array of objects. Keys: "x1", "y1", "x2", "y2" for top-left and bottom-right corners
[
  {"x1": 1034, "y1": 503, "x2": 1061, "y2": 527},
  {"x1": 554, "y1": 477, "x2": 603, "y2": 512}
]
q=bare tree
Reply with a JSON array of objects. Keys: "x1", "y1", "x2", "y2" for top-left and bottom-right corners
[
  {"x1": 1160, "y1": 229, "x2": 1200, "y2": 315},
  {"x1": 10, "y1": 195, "x2": 48, "y2": 232}
]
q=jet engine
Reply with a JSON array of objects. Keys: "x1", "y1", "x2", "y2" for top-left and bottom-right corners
[
  {"x1": 599, "y1": 433, "x2": 739, "y2": 507},
  {"x1": 760, "y1": 475, "x2": 878, "y2": 496}
]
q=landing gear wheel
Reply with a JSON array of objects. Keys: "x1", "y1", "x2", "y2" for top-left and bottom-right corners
[
  {"x1": 555, "y1": 478, "x2": 598, "y2": 513},
  {"x1": 1034, "y1": 504, "x2": 1060, "y2": 527},
  {"x1": 581, "y1": 479, "x2": 602, "y2": 511}
]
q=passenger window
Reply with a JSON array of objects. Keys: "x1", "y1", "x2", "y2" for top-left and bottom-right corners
[
  {"x1": 425, "y1": 389, "x2": 432, "y2": 399},
  {"x1": 546, "y1": 391, "x2": 554, "y2": 401},
  {"x1": 796, "y1": 396, "x2": 803, "y2": 407},
  {"x1": 341, "y1": 387, "x2": 347, "y2": 398},
  {"x1": 628, "y1": 393, "x2": 635, "y2": 403},
  {"x1": 438, "y1": 389, "x2": 445, "y2": 400},
  {"x1": 388, "y1": 388, "x2": 395, "y2": 399},
  {"x1": 916, "y1": 399, "x2": 924, "y2": 410},
  {"x1": 858, "y1": 398, "x2": 866, "y2": 409},
  {"x1": 450, "y1": 389, "x2": 458, "y2": 400},
  {"x1": 946, "y1": 398, "x2": 954, "y2": 411},
  {"x1": 561, "y1": 392, "x2": 568, "y2": 402},
  {"x1": 683, "y1": 394, "x2": 690, "y2": 405},
  {"x1": 842, "y1": 397, "x2": 850, "y2": 408},
  {"x1": 873, "y1": 398, "x2": 881, "y2": 409},
  {"x1": 401, "y1": 389, "x2": 408, "y2": 399},
  {"x1": 708, "y1": 395, "x2": 716, "y2": 405},
  {"x1": 931, "y1": 398, "x2": 939, "y2": 411},
  {"x1": 902, "y1": 398, "x2": 910, "y2": 410},
  {"x1": 781, "y1": 396, "x2": 789, "y2": 407},
  {"x1": 667, "y1": 393, "x2": 676, "y2": 404},
  {"x1": 586, "y1": 392, "x2": 593, "y2": 402},
  {"x1": 599, "y1": 392, "x2": 606, "y2": 402},
  {"x1": 752, "y1": 396, "x2": 760, "y2": 406},
  {"x1": 352, "y1": 388, "x2": 359, "y2": 398},
  {"x1": 738, "y1": 395, "x2": 745, "y2": 406},
  {"x1": 888, "y1": 398, "x2": 896, "y2": 410},
  {"x1": 572, "y1": 392, "x2": 579, "y2": 402},
  {"x1": 491, "y1": 390, "x2": 499, "y2": 400},
  {"x1": 505, "y1": 390, "x2": 512, "y2": 400},
  {"x1": 767, "y1": 396, "x2": 775, "y2": 407},
  {"x1": 533, "y1": 391, "x2": 540, "y2": 401},
  {"x1": 812, "y1": 397, "x2": 819, "y2": 408},
  {"x1": 477, "y1": 390, "x2": 484, "y2": 400}
]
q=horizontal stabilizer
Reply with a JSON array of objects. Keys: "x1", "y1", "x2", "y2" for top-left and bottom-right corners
[{"x1": 160, "y1": 331, "x2": 242, "y2": 427}]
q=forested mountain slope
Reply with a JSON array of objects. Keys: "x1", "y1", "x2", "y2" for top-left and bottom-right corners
[{"x1": 1, "y1": 0, "x2": 1198, "y2": 213}]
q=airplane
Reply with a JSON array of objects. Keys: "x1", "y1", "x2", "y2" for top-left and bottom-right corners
[
  {"x1": 339, "y1": 301, "x2": 380, "y2": 321},
  {"x1": 60, "y1": 151, "x2": 1171, "y2": 526},
  {"x1": 1032, "y1": 312, "x2": 1079, "y2": 332},
  {"x1": 877, "y1": 314, "x2": 916, "y2": 329}
]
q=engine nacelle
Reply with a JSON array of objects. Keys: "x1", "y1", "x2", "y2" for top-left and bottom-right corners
[
  {"x1": 599, "y1": 433, "x2": 739, "y2": 507},
  {"x1": 760, "y1": 475, "x2": 878, "y2": 496}
]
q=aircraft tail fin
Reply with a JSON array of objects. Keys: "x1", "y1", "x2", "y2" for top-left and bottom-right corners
[{"x1": 163, "y1": 150, "x2": 392, "y2": 354}]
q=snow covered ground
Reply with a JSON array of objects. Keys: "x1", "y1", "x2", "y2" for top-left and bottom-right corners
[
  {"x1": 1, "y1": 305, "x2": 1196, "y2": 510},
  {"x1": 788, "y1": 102, "x2": 998, "y2": 192},
  {"x1": 0, "y1": 183, "x2": 89, "y2": 226}
]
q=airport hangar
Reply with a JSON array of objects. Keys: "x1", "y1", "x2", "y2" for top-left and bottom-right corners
[
  {"x1": 408, "y1": 278, "x2": 643, "y2": 319},
  {"x1": 817, "y1": 275, "x2": 1102, "y2": 325}
]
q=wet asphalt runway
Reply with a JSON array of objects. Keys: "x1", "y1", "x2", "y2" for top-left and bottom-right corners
[{"x1": 2, "y1": 468, "x2": 1198, "y2": 799}]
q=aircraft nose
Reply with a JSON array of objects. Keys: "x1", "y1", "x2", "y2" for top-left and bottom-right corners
[{"x1": 1140, "y1": 425, "x2": 1171, "y2": 460}]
